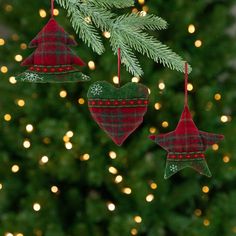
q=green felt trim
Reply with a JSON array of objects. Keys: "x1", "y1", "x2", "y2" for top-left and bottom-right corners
[
  {"x1": 15, "y1": 70, "x2": 90, "y2": 83},
  {"x1": 87, "y1": 81, "x2": 149, "y2": 99}
]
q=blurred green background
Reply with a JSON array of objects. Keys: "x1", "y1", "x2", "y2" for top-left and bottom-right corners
[{"x1": 0, "y1": 0, "x2": 235, "y2": 235}]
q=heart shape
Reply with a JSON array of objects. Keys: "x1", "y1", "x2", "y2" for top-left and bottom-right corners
[{"x1": 87, "y1": 81, "x2": 149, "y2": 146}]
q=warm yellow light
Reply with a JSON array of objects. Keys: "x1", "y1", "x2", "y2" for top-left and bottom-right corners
[
  {"x1": 188, "y1": 24, "x2": 195, "y2": 34},
  {"x1": 1, "y1": 66, "x2": 8, "y2": 73},
  {"x1": 154, "y1": 102, "x2": 162, "y2": 110},
  {"x1": 148, "y1": 88, "x2": 151, "y2": 94},
  {"x1": 59, "y1": 90, "x2": 67, "y2": 98},
  {"x1": 16, "y1": 233, "x2": 24, "y2": 236},
  {"x1": 12, "y1": 34, "x2": 19, "y2": 41},
  {"x1": 132, "y1": 77, "x2": 140, "y2": 83},
  {"x1": 142, "y1": 6, "x2": 149, "y2": 12},
  {"x1": 131, "y1": 228, "x2": 138, "y2": 235},
  {"x1": 65, "y1": 142, "x2": 73, "y2": 150},
  {"x1": 0, "y1": 38, "x2": 5, "y2": 46},
  {"x1": 4, "y1": 114, "x2": 11, "y2": 121},
  {"x1": 9, "y1": 76, "x2": 17, "y2": 84},
  {"x1": 132, "y1": 8, "x2": 138, "y2": 13},
  {"x1": 187, "y1": 83, "x2": 193, "y2": 91},
  {"x1": 17, "y1": 99, "x2": 25, "y2": 107},
  {"x1": 134, "y1": 215, "x2": 142, "y2": 223},
  {"x1": 194, "y1": 209, "x2": 202, "y2": 217},
  {"x1": 63, "y1": 135, "x2": 70, "y2": 143},
  {"x1": 146, "y1": 194, "x2": 154, "y2": 202},
  {"x1": 232, "y1": 227, "x2": 236, "y2": 233},
  {"x1": 107, "y1": 202, "x2": 116, "y2": 211},
  {"x1": 203, "y1": 219, "x2": 210, "y2": 226},
  {"x1": 115, "y1": 175, "x2": 123, "y2": 183},
  {"x1": 39, "y1": 9, "x2": 47, "y2": 18},
  {"x1": 11, "y1": 165, "x2": 20, "y2": 173},
  {"x1": 15, "y1": 54, "x2": 23, "y2": 62},
  {"x1": 138, "y1": 0, "x2": 145, "y2": 4},
  {"x1": 53, "y1": 9, "x2": 59, "y2": 16},
  {"x1": 5, "y1": 233, "x2": 13, "y2": 236},
  {"x1": 40, "y1": 156, "x2": 49, "y2": 164},
  {"x1": 23, "y1": 140, "x2": 31, "y2": 149},
  {"x1": 103, "y1": 31, "x2": 111, "y2": 38},
  {"x1": 78, "y1": 98, "x2": 85, "y2": 105},
  {"x1": 88, "y1": 61, "x2": 96, "y2": 70},
  {"x1": 214, "y1": 93, "x2": 221, "y2": 101},
  {"x1": 33, "y1": 203, "x2": 41, "y2": 211},
  {"x1": 202, "y1": 186, "x2": 209, "y2": 193},
  {"x1": 140, "y1": 10, "x2": 147, "y2": 16},
  {"x1": 149, "y1": 127, "x2": 156, "y2": 134},
  {"x1": 162, "y1": 121, "x2": 169, "y2": 128},
  {"x1": 123, "y1": 187, "x2": 132, "y2": 195},
  {"x1": 26, "y1": 124, "x2": 34, "y2": 133},
  {"x1": 150, "y1": 183, "x2": 158, "y2": 190},
  {"x1": 43, "y1": 137, "x2": 51, "y2": 144},
  {"x1": 81, "y1": 153, "x2": 90, "y2": 161},
  {"x1": 84, "y1": 16, "x2": 92, "y2": 24},
  {"x1": 221, "y1": 115, "x2": 228, "y2": 123},
  {"x1": 109, "y1": 151, "x2": 117, "y2": 159},
  {"x1": 223, "y1": 155, "x2": 230, "y2": 163},
  {"x1": 108, "y1": 166, "x2": 118, "y2": 175},
  {"x1": 195, "y1": 40, "x2": 202, "y2": 47},
  {"x1": 20, "y1": 43, "x2": 27, "y2": 50},
  {"x1": 51, "y1": 186, "x2": 59, "y2": 193},
  {"x1": 212, "y1": 144, "x2": 219, "y2": 151},
  {"x1": 113, "y1": 76, "x2": 119, "y2": 84},
  {"x1": 66, "y1": 131, "x2": 74, "y2": 138},
  {"x1": 158, "y1": 82, "x2": 165, "y2": 90},
  {"x1": 0, "y1": 183, "x2": 2, "y2": 190},
  {"x1": 5, "y1": 4, "x2": 13, "y2": 12}
]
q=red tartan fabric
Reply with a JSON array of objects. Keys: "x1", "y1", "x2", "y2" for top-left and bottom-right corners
[{"x1": 89, "y1": 106, "x2": 148, "y2": 146}]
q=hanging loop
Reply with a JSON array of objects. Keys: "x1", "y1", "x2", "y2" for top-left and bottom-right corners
[
  {"x1": 51, "y1": 0, "x2": 54, "y2": 18},
  {"x1": 118, "y1": 48, "x2": 121, "y2": 86},
  {"x1": 184, "y1": 62, "x2": 188, "y2": 106}
]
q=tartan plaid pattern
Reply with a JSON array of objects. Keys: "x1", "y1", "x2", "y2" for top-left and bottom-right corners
[
  {"x1": 88, "y1": 81, "x2": 149, "y2": 146},
  {"x1": 149, "y1": 105, "x2": 224, "y2": 178}
]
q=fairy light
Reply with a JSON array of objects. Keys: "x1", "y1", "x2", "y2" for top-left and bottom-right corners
[
  {"x1": 187, "y1": 83, "x2": 193, "y2": 91},
  {"x1": 132, "y1": 8, "x2": 138, "y2": 13},
  {"x1": 132, "y1": 77, "x2": 140, "y2": 83},
  {"x1": 103, "y1": 31, "x2": 111, "y2": 38},
  {"x1": 195, "y1": 40, "x2": 202, "y2": 47},
  {"x1": 202, "y1": 186, "x2": 209, "y2": 193},
  {"x1": 220, "y1": 115, "x2": 228, "y2": 123},
  {"x1": 51, "y1": 186, "x2": 59, "y2": 193},
  {"x1": 232, "y1": 227, "x2": 236, "y2": 233},
  {"x1": 23, "y1": 140, "x2": 31, "y2": 149},
  {"x1": 15, "y1": 54, "x2": 23, "y2": 62},
  {"x1": 109, "y1": 151, "x2": 117, "y2": 159},
  {"x1": 123, "y1": 187, "x2": 132, "y2": 195},
  {"x1": 158, "y1": 82, "x2": 165, "y2": 90},
  {"x1": 5, "y1": 4, "x2": 13, "y2": 12},
  {"x1": 63, "y1": 135, "x2": 70, "y2": 143},
  {"x1": 146, "y1": 194, "x2": 154, "y2": 202},
  {"x1": 4, "y1": 114, "x2": 11, "y2": 121},
  {"x1": 150, "y1": 182, "x2": 158, "y2": 189},
  {"x1": 188, "y1": 24, "x2": 195, "y2": 34},
  {"x1": 9, "y1": 76, "x2": 17, "y2": 84},
  {"x1": 154, "y1": 102, "x2": 162, "y2": 110},
  {"x1": 138, "y1": 0, "x2": 145, "y2": 4},
  {"x1": 84, "y1": 16, "x2": 92, "y2": 23},
  {"x1": 0, "y1": 183, "x2": 3, "y2": 190},
  {"x1": 26, "y1": 124, "x2": 34, "y2": 133},
  {"x1": 12, "y1": 34, "x2": 19, "y2": 41},
  {"x1": 149, "y1": 127, "x2": 156, "y2": 134},
  {"x1": 80, "y1": 153, "x2": 90, "y2": 161},
  {"x1": 148, "y1": 88, "x2": 151, "y2": 94},
  {"x1": 203, "y1": 219, "x2": 210, "y2": 226},
  {"x1": 78, "y1": 98, "x2": 85, "y2": 105},
  {"x1": 59, "y1": 90, "x2": 67, "y2": 98},
  {"x1": 223, "y1": 155, "x2": 230, "y2": 163},
  {"x1": 40, "y1": 156, "x2": 49, "y2": 164},
  {"x1": 0, "y1": 38, "x2": 5, "y2": 46},
  {"x1": 142, "y1": 6, "x2": 149, "y2": 12},
  {"x1": 17, "y1": 99, "x2": 25, "y2": 107},
  {"x1": 113, "y1": 76, "x2": 119, "y2": 84},
  {"x1": 39, "y1": 9, "x2": 47, "y2": 18},
  {"x1": 16, "y1": 233, "x2": 24, "y2": 236},
  {"x1": 162, "y1": 121, "x2": 169, "y2": 128},
  {"x1": 5, "y1": 233, "x2": 13, "y2": 236},
  {"x1": 43, "y1": 137, "x2": 51, "y2": 144},
  {"x1": 33, "y1": 203, "x2": 41, "y2": 211},
  {"x1": 20, "y1": 43, "x2": 27, "y2": 50},
  {"x1": 140, "y1": 10, "x2": 147, "y2": 16},
  {"x1": 108, "y1": 166, "x2": 118, "y2": 174},
  {"x1": 107, "y1": 202, "x2": 116, "y2": 211},
  {"x1": 115, "y1": 175, "x2": 123, "y2": 183},
  {"x1": 66, "y1": 131, "x2": 74, "y2": 138},
  {"x1": 88, "y1": 61, "x2": 96, "y2": 70},
  {"x1": 131, "y1": 228, "x2": 138, "y2": 235},
  {"x1": 212, "y1": 144, "x2": 219, "y2": 151},
  {"x1": 134, "y1": 216, "x2": 142, "y2": 223},
  {"x1": 194, "y1": 209, "x2": 202, "y2": 217},
  {"x1": 1, "y1": 66, "x2": 8, "y2": 73},
  {"x1": 65, "y1": 142, "x2": 73, "y2": 150},
  {"x1": 53, "y1": 9, "x2": 59, "y2": 16},
  {"x1": 214, "y1": 93, "x2": 221, "y2": 101},
  {"x1": 11, "y1": 165, "x2": 20, "y2": 173}
]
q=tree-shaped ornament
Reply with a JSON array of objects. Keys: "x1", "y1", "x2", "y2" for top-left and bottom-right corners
[
  {"x1": 149, "y1": 63, "x2": 224, "y2": 179},
  {"x1": 87, "y1": 49, "x2": 149, "y2": 146},
  {"x1": 15, "y1": 0, "x2": 90, "y2": 83}
]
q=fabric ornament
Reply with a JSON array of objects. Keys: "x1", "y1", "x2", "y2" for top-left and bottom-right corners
[
  {"x1": 149, "y1": 63, "x2": 224, "y2": 179},
  {"x1": 87, "y1": 49, "x2": 149, "y2": 146},
  {"x1": 15, "y1": 0, "x2": 90, "y2": 83}
]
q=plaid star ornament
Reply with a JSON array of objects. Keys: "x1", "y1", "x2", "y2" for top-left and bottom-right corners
[
  {"x1": 15, "y1": 0, "x2": 90, "y2": 83},
  {"x1": 149, "y1": 63, "x2": 224, "y2": 179}
]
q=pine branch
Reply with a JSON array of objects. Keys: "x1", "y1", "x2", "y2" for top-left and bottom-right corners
[{"x1": 90, "y1": 0, "x2": 134, "y2": 9}]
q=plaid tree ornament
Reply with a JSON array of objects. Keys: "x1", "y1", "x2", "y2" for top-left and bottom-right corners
[
  {"x1": 15, "y1": 0, "x2": 90, "y2": 83},
  {"x1": 149, "y1": 63, "x2": 224, "y2": 179}
]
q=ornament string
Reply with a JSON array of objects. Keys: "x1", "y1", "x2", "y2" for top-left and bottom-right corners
[
  {"x1": 118, "y1": 48, "x2": 121, "y2": 86},
  {"x1": 51, "y1": 0, "x2": 54, "y2": 18},
  {"x1": 184, "y1": 62, "x2": 188, "y2": 106}
]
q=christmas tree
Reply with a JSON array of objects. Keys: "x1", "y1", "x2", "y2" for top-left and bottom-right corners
[{"x1": 0, "y1": 0, "x2": 235, "y2": 235}]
